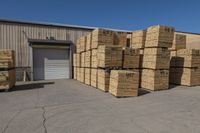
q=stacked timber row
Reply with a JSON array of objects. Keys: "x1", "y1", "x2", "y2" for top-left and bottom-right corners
[
  {"x1": 170, "y1": 49, "x2": 200, "y2": 86},
  {"x1": 0, "y1": 50, "x2": 16, "y2": 91},
  {"x1": 131, "y1": 30, "x2": 146, "y2": 86},
  {"x1": 73, "y1": 28, "x2": 140, "y2": 97},
  {"x1": 141, "y1": 25, "x2": 175, "y2": 91}
]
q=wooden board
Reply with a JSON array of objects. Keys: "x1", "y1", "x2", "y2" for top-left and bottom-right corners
[
  {"x1": 169, "y1": 67, "x2": 200, "y2": 86},
  {"x1": 80, "y1": 36, "x2": 86, "y2": 52},
  {"x1": 131, "y1": 30, "x2": 146, "y2": 48},
  {"x1": 91, "y1": 68, "x2": 98, "y2": 87},
  {"x1": 171, "y1": 49, "x2": 200, "y2": 68},
  {"x1": 85, "y1": 51, "x2": 91, "y2": 68},
  {"x1": 81, "y1": 52, "x2": 85, "y2": 68},
  {"x1": 84, "y1": 68, "x2": 91, "y2": 85},
  {"x1": 145, "y1": 25, "x2": 175, "y2": 48},
  {"x1": 97, "y1": 45, "x2": 122, "y2": 68},
  {"x1": 141, "y1": 69, "x2": 169, "y2": 91},
  {"x1": 73, "y1": 53, "x2": 81, "y2": 67},
  {"x1": 143, "y1": 48, "x2": 170, "y2": 69},
  {"x1": 114, "y1": 32, "x2": 127, "y2": 47},
  {"x1": 169, "y1": 34, "x2": 186, "y2": 50},
  {"x1": 0, "y1": 50, "x2": 15, "y2": 68},
  {"x1": 0, "y1": 69, "x2": 16, "y2": 90},
  {"x1": 109, "y1": 70, "x2": 139, "y2": 97},
  {"x1": 73, "y1": 67, "x2": 77, "y2": 79},
  {"x1": 91, "y1": 49, "x2": 98, "y2": 68},
  {"x1": 97, "y1": 69, "x2": 110, "y2": 92},
  {"x1": 123, "y1": 48, "x2": 140, "y2": 69},
  {"x1": 86, "y1": 33, "x2": 92, "y2": 51},
  {"x1": 79, "y1": 68, "x2": 85, "y2": 83},
  {"x1": 92, "y1": 29, "x2": 114, "y2": 49}
]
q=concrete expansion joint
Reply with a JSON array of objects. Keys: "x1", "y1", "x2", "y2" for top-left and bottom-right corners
[
  {"x1": 1, "y1": 110, "x2": 21, "y2": 133},
  {"x1": 42, "y1": 107, "x2": 48, "y2": 133}
]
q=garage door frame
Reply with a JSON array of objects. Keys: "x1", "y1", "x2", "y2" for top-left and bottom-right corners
[{"x1": 29, "y1": 39, "x2": 74, "y2": 81}]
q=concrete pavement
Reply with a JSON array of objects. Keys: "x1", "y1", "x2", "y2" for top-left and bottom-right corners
[{"x1": 0, "y1": 79, "x2": 200, "y2": 133}]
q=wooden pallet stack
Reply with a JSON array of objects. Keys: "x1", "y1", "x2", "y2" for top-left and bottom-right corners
[
  {"x1": 0, "y1": 50, "x2": 16, "y2": 91},
  {"x1": 169, "y1": 49, "x2": 200, "y2": 86},
  {"x1": 141, "y1": 25, "x2": 175, "y2": 91}
]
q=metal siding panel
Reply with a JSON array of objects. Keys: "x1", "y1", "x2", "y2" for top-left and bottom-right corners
[{"x1": 0, "y1": 22, "x2": 92, "y2": 68}]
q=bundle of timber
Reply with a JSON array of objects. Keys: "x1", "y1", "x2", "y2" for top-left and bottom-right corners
[
  {"x1": 145, "y1": 25, "x2": 175, "y2": 48},
  {"x1": 0, "y1": 50, "x2": 16, "y2": 91},
  {"x1": 0, "y1": 70, "x2": 16, "y2": 90},
  {"x1": 141, "y1": 69, "x2": 169, "y2": 91},
  {"x1": 141, "y1": 25, "x2": 175, "y2": 91},
  {"x1": 80, "y1": 36, "x2": 86, "y2": 52},
  {"x1": 109, "y1": 70, "x2": 139, "y2": 97},
  {"x1": 91, "y1": 49, "x2": 98, "y2": 68},
  {"x1": 131, "y1": 30, "x2": 146, "y2": 48},
  {"x1": 92, "y1": 29, "x2": 114, "y2": 49},
  {"x1": 169, "y1": 34, "x2": 186, "y2": 51},
  {"x1": 114, "y1": 32, "x2": 127, "y2": 47},
  {"x1": 91, "y1": 68, "x2": 98, "y2": 87},
  {"x1": 81, "y1": 52, "x2": 85, "y2": 67},
  {"x1": 97, "y1": 69, "x2": 110, "y2": 92},
  {"x1": 122, "y1": 48, "x2": 140, "y2": 69},
  {"x1": 73, "y1": 53, "x2": 81, "y2": 67},
  {"x1": 84, "y1": 68, "x2": 91, "y2": 85},
  {"x1": 97, "y1": 45, "x2": 122, "y2": 68},
  {"x1": 86, "y1": 33, "x2": 92, "y2": 51},
  {"x1": 79, "y1": 68, "x2": 85, "y2": 83},
  {"x1": 142, "y1": 48, "x2": 170, "y2": 69},
  {"x1": 169, "y1": 67, "x2": 200, "y2": 86},
  {"x1": 73, "y1": 67, "x2": 77, "y2": 79},
  {"x1": 85, "y1": 51, "x2": 91, "y2": 68},
  {"x1": 169, "y1": 49, "x2": 200, "y2": 86}
]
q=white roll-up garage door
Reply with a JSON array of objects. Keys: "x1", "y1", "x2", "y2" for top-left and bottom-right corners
[{"x1": 33, "y1": 48, "x2": 70, "y2": 80}]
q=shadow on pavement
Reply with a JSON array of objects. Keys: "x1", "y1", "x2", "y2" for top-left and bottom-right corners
[
  {"x1": 138, "y1": 88, "x2": 151, "y2": 96},
  {"x1": 7, "y1": 82, "x2": 55, "y2": 92}
]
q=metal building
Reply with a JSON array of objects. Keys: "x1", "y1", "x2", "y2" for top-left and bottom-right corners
[
  {"x1": 0, "y1": 19, "x2": 200, "y2": 81},
  {"x1": 0, "y1": 19, "x2": 94, "y2": 81}
]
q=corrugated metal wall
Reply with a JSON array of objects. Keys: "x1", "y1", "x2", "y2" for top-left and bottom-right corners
[{"x1": 0, "y1": 22, "x2": 91, "y2": 67}]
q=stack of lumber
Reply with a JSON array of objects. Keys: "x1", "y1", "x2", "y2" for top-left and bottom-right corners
[
  {"x1": 169, "y1": 49, "x2": 200, "y2": 86},
  {"x1": 122, "y1": 48, "x2": 140, "y2": 69},
  {"x1": 109, "y1": 70, "x2": 139, "y2": 97},
  {"x1": 145, "y1": 25, "x2": 175, "y2": 48},
  {"x1": 97, "y1": 45, "x2": 122, "y2": 68},
  {"x1": 0, "y1": 50, "x2": 16, "y2": 91},
  {"x1": 73, "y1": 28, "x2": 129, "y2": 93},
  {"x1": 169, "y1": 34, "x2": 186, "y2": 51},
  {"x1": 141, "y1": 25, "x2": 175, "y2": 91},
  {"x1": 131, "y1": 30, "x2": 146, "y2": 48},
  {"x1": 97, "y1": 69, "x2": 110, "y2": 92}
]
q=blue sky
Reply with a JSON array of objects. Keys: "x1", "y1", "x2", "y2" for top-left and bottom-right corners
[{"x1": 0, "y1": 0, "x2": 199, "y2": 32}]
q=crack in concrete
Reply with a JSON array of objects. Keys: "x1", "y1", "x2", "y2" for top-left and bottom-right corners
[
  {"x1": 42, "y1": 107, "x2": 48, "y2": 133},
  {"x1": 1, "y1": 111, "x2": 21, "y2": 133}
]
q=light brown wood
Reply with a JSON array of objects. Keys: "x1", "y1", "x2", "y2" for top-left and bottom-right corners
[
  {"x1": 123, "y1": 48, "x2": 140, "y2": 69},
  {"x1": 170, "y1": 67, "x2": 200, "y2": 86},
  {"x1": 97, "y1": 69, "x2": 110, "y2": 92},
  {"x1": 91, "y1": 68, "x2": 98, "y2": 87},
  {"x1": 109, "y1": 70, "x2": 139, "y2": 97},
  {"x1": 0, "y1": 69, "x2": 16, "y2": 90},
  {"x1": 97, "y1": 45, "x2": 122, "y2": 68},
  {"x1": 143, "y1": 48, "x2": 170, "y2": 69},
  {"x1": 169, "y1": 34, "x2": 186, "y2": 50},
  {"x1": 141, "y1": 69, "x2": 169, "y2": 91},
  {"x1": 145, "y1": 25, "x2": 175, "y2": 48},
  {"x1": 84, "y1": 68, "x2": 91, "y2": 85},
  {"x1": 131, "y1": 30, "x2": 146, "y2": 48}
]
